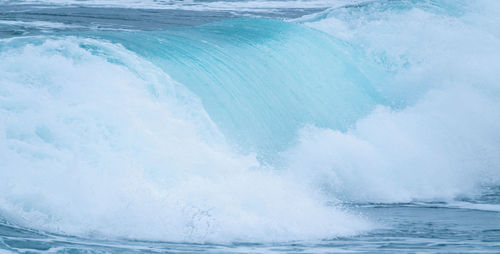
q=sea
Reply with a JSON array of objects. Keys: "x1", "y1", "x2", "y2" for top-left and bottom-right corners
[{"x1": 0, "y1": 0, "x2": 499, "y2": 253}]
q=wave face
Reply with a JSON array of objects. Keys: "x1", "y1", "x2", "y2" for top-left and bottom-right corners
[
  {"x1": 1, "y1": 0, "x2": 500, "y2": 245},
  {"x1": 100, "y1": 18, "x2": 382, "y2": 156}
]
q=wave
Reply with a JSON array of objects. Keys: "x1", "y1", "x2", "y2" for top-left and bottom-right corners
[
  {"x1": 286, "y1": 0, "x2": 500, "y2": 202},
  {"x1": 0, "y1": 0, "x2": 499, "y2": 243},
  {"x1": 0, "y1": 36, "x2": 369, "y2": 242},
  {"x1": 98, "y1": 18, "x2": 385, "y2": 156}
]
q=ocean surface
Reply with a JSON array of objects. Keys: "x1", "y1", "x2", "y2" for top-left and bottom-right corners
[{"x1": 0, "y1": 0, "x2": 500, "y2": 253}]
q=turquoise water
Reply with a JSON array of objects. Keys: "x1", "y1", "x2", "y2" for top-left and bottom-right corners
[{"x1": 1, "y1": 0, "x2": 500, "y2": 253}]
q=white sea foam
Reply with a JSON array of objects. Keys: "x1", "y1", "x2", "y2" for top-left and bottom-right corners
[
  {"x1": 0, "y1": 20, "x2": 83, "y2": 29},
  {"x1": 0, "y1": 37, "x2": 369, "y2": 242},
  {"x1": 0, "y1": 0, "x2": 499, "y2": 243},
  {"x1": 286, "y1": 0, "x2": 500, "y2": 203},
  {"x1": 286, "y1": 88, "x2": 500, "y2": 202},
  {"x1": 448, "y1": 202, "x2": 500, "y2": 213}
]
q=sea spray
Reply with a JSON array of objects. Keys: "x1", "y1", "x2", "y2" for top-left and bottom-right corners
[
  {"x1": 0, "y1": 37, "x2": 369, "y2": 242},
  {"x1": 0, "y1": 0, "x2": 499, "y2": 246}
]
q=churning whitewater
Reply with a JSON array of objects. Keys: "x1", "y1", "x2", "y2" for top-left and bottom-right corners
[{"x1": 0, "y1": 0, "x2": 500, "y2": 252}]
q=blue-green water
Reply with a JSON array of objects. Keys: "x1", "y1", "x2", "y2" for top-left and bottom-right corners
[
  {"x1": 2, "y1": 199, "x2": 500, "y2": 253},
  {"x1": 1, "y1": 0, "x2": 499, "y2": 253}
]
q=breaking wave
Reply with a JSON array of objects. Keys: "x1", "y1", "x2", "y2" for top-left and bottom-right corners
[{"x1": 0, "y1": 0, "x2": 499, "y2": 243}]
